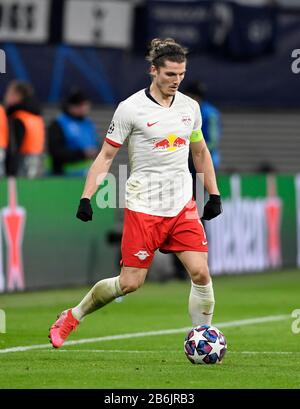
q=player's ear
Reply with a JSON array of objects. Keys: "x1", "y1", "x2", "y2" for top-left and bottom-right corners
[{"x1": 150, "y1": 64, "x2": 157, "y2": 78}]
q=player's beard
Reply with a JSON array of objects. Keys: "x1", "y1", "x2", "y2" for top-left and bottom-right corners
[
  {"x1": 159, "y1": 83, "x2": 178, "y2": 97},
  {"x1": 167, "y1": 88, "x2": 177, "y2": 96}
]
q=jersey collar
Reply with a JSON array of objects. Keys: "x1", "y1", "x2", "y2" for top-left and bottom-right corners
[{"x1": 145, "y1": 87, "x2": 175, "y2": 108}]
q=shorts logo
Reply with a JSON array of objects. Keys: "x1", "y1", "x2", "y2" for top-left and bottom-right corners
[
  {"x1": 134, "y1": 250, "x2": 150, "y2": 261},
  {"x1": 202, "y1": 241, "x2": 208, "y2": 245},
  {"x1": 181, "y1": 114, "x2": 192, "y2": 127}
]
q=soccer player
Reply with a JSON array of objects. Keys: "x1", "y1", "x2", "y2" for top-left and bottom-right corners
[{"x1": 49, "y1": 38, "x2": 222, "y2": 348}]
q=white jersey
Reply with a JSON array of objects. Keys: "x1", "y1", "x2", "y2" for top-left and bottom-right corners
[{"x1": 105, "y1": 89, "x2": 203, "y2": 217}]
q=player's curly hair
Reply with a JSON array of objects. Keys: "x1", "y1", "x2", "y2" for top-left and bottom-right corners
[{"x1": 146, "y1": 38, "x2": 188, "y2": 68}]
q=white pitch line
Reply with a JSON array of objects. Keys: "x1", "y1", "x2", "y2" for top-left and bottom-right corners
[
  {"x1": 56, "y1": 349, "x2": 161, "y2": 354},
  {"x1": 0, "y1": 314, "x2": 290, "y2": 354},
  {"x1": 51, "y1": 349, "x2": 300, "y2": 355}
]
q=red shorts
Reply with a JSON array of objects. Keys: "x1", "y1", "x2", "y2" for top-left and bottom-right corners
[{"x1": 120, "y1": 198, "x2": 208, "y2": 268}]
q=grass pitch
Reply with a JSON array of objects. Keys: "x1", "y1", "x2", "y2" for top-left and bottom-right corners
[{"x1": 0, "y1": 269, "x2": 300, "y2": 389}]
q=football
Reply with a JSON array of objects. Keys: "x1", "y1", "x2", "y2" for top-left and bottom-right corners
[{"x1": 184, "y1": 325, "x2": 227, "y2": 364}]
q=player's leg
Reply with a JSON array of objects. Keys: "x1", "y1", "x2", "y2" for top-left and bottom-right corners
[
  {"x1": 72, "y1": 266, "x2": 147, "y2": 320},
  {"x1": 160, "y1": 198, "x2": 214, "y2": 327},
  {"x1": 49, "y1": 266, "x2": 147, "y2": 348},
  {"x1": 49, "y1": 207, "x2": 158, "y2": 348},
  {"x1": 176, "y1": 251, "x2": 215, "y2": 327}
]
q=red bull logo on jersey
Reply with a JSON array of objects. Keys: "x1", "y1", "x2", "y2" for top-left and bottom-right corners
[{"x1": 153, "y1": 133, "x2": 187, "y2": 152}]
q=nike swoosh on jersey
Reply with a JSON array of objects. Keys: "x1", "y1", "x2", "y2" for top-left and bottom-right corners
[{"x1": 147, "y1": 121, "x2": 159, "y2": 127}]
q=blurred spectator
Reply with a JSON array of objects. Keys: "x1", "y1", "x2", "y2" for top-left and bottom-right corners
[
  {"x1": 184, "y1": 81, "x2": 222, "y2": 171},
  {"x1": 0, "y1": 104, "x2": 8, "y2": 177},
  {"x1": 4, "y1": 80, "x2": 45, "y2": 178},
  {"x1": 47, "y1": 89, "x2": 99, "y2": 176}
]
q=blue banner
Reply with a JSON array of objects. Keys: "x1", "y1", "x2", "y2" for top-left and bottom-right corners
[
  {"x1": 142, "y1": 1, "x2": 277, "y2": 58},
  {"x1": 223, "y1": 2, "x2": 277, "y2": 59},
  {"x1": 146, "y1": 0, "x2": 212, "y2": 52}
]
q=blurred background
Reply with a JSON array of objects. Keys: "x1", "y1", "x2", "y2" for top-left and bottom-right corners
[{"x1": 0, "y1": 0, "x2": 299, "y2": 292}]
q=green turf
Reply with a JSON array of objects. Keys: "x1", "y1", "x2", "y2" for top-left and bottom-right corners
[{"x1": 0, "y1": 269, "x2": 300, "y2": 388}]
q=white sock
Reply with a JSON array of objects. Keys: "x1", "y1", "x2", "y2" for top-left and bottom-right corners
[
  {"x1": 72, "y1": 276, "x2": 123, "y2": 321},
  {"x1": 188, "y1": 279, "x2": 215, "y2": 327}
]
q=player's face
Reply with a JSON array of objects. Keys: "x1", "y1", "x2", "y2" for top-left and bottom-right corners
[{"x1": 151, "y1": 60, "x2": 186, "y2": 97}]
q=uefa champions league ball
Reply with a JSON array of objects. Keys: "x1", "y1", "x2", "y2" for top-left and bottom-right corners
[{"x1": 184, "y1": 325, "x2": 227, "y2": 364}]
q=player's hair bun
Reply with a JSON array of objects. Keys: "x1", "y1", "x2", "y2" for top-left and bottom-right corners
[
  {"x1": 146, "y1": 38, "x2": 187, "y2": 66},
  {"x1": 150, "y1": 38, "x2": 176, "y2": 51}
]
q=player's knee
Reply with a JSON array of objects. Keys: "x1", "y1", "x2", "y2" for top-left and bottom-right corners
[
  {"x1": 122, "y1": 281, "x2": 143, "y2": 294},
  {"x1": 190, "y1": 264, "x2": 210, "y2": 285},
  {"x1": 120, "y1": 277, "x2": 144, "y2": 294}
]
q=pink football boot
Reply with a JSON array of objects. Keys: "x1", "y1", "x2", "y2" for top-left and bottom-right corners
[{"x1": 49, "y1": 309, "x2": 79, "y2": 348}]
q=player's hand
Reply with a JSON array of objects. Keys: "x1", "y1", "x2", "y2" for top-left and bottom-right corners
[
  {"x1": 202, "y1": 194, "x2": 222, "y2": 221},
  {"x1": 76, "y1": 198, "x2": 93, "y2": 222}
]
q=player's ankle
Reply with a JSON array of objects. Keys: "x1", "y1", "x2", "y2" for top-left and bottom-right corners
[{"x1": 71, "y1": 306, "x2": 84, "y2": 321}]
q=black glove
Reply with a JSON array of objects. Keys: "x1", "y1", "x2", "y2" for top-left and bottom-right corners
[
  {"x1": 202, "y1": 194, "x2": 222, "y2": 221},
  {"x1": 76, "y1": 198, "x2": 93, "y2": 222}
]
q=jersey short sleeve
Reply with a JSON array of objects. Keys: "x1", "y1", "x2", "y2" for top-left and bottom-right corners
[
  {"x1": 190, "y1": 102, "x2": 204, "y2": 143},
  {"x1": 105, "y1": 101, "x2": 133, "y2": 147}
]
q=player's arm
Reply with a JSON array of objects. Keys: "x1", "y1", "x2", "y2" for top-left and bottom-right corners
[
  {"x1": 190, "y1": 137, "x2": 222, "y2": 220},
  {"x1": 190, "y1": 138, "x2": 219, "y2": 196},
  {"x1": 82, "y1": 141, "x2": 119, "y2": 199},
  {"x1": 76, "y1": 101, "x2": 132, "y2": 222},
  {"x1": 76, "y1": 141, "x2": 119, "y2": 222}
]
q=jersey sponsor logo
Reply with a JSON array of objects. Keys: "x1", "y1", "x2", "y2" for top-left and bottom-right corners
[
  {"x1": 153, "y1": 133, "x2": 187, "y2": 152},
  {"x1": 134, "y1": 250, "x2": 150, "y2": 261},
  {"x1": 181, "y1": 114, "x2": 192, "y2": 127},
  {"x1": 147, "y1": 121, "x2": 159, "y2": 127}
]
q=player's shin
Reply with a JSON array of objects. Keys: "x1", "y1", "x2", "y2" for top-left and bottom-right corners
[
  {"x1": 188, "y1": 279, "x2": 215, "y2": 327},
  {"x1": 72, "y1": 276, "x2": 123, "y2": 321}
]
